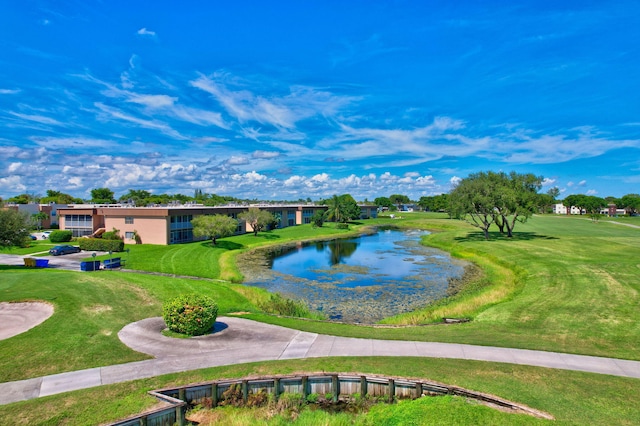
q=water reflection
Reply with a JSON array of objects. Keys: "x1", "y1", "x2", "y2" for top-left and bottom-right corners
[{"x1": 243, "y1": 229, "x2": 467, "y2": 323}]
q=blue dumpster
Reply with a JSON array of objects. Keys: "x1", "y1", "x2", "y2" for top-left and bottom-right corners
[
  {"x1": 80, "y1": 260, "x2": 101, "y2": 271},
  {"x1": 35, "y1": 259, "x2": 49, "y2": 268}
]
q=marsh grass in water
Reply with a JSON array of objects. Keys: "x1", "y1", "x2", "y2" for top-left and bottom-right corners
[{"x1": 241, "y1": 229, "x2": 468, "y2": 323}]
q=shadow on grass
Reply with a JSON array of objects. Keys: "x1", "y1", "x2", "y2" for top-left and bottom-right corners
[
  {"x1": 0, "y1": 265, "x2": 30, "y2": 271},
  {"x1": 199, "y1": 241, "x2": 245, "y2": 250},
  {"x1": 245, "y1": 231, "x2": 281, "y2": 241},
  {"x1": 455, "y1": 231, "x2": 559, "y2": 242}
]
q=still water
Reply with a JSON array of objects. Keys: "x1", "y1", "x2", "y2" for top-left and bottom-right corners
[{"x1": 243, "y1": 229, "x2": 466, "y2": 323}]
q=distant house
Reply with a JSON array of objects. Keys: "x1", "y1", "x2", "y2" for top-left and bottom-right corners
[
  {"x1": 552, "y1": 203, "x2": 582, "y2": 215},
  {"x1": 3, "y1": 202, "x2": 68, "y2": 227}
]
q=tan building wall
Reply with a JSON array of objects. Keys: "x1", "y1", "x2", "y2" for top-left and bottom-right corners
[{"x1": 57, "y1": 204, "x2": 377, "y2": 245}]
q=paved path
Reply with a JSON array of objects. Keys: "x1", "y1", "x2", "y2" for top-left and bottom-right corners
[
  {"x1": 0, "y1": 253, "x2": 84, "y2": 271},
  {"x1": 1, "y1": 316, "x2": 639, "y2": 406}
]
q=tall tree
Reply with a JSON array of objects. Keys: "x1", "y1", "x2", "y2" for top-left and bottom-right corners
[
  {"x1": 389, "y1": 194, "x2": 411, "y2": 210},
  {"x1": 493, "y1": 171, "x2": 543, "y2": 238},
  {"x1": 32, "y1": 212, "x2": 48, "y2": 230},
  {"x1": 90, "y1": 188, "x2": 116, "y2": 204},
  {"x1": 238, "y1": 207, "x2": 274, "y2": 236},
  {"x1": 338, "y1": 194, "x2": 361, "y2": 221},
  {"x1": 7, "y1": 193, "x2": 39, "y2": 204},
  {"x1": 448, "y1": 171, "x2": 543, "y2": 240},
  {"x1": 374, "y1": 196, "x2": 393, "y2": 210},
  {"x1": 191, "y1": 214, "x2": 238, "y2": 245},
  {"x1": 418, "y1": 194, "x2": 448, "y2": 212},
  {"x1": 563, "y1": 194, "x2": 587, "y2": 215},
  {"x1": 619, "y1": 194, "x2": 640, "y2": 216},
  {"x1": 581, "y1": 195, "x2": 607, "y2": 222},
  {"x1": 0, "y1": 209, "x2": 31, "y2": 247},
  {"x1": 448, "y1": 172, "x2": 496, "y2": 240},
  {"x1": 118, "y1": 189, "x2": 152, "y2": 205},
  {"x1": 324, "y1": 195, "x2": 347, "y2": 223},
  {"x1": 40, "y1": 190, "x2": 77, "y2": 204}
]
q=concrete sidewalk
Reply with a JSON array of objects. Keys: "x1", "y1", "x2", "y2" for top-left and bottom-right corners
[{"x1": 1, "y1": 316, "x2": 639, "y2": 406}]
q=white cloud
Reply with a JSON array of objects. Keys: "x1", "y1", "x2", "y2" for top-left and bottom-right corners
[
  {"x1": 252, "y1": 150, "x2": 280, "y2": 159},
  {"x1": 0, "y1": 89, "x2": 20, "y2": 94},
  {"x1": 227, "y1": 156, "x2": 250, "y2": 165},
  {"x1": 137, "y1": 28, "x2": 156, "y2": 37},
  {"x1": 9, "y1": 112, "x2": 63, "y2": 126},
  {"x1": 586, "y1": 189, "x2": 598, "y2": 195},
  {"x1": 0, "y1": 175, "x2": 26, "y2": 192},
  {"x1": 127, "y1": 94, "x2": 177, "y2": 108},
  {"x1": 8, "y1": 162, "x2": 22, "y2": 173},
  {"x1": 94, "y1": 102, "x2": 186, "y2": 140}
]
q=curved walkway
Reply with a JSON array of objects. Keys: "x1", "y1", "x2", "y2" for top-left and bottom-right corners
[{"x1": 1, "y1": 316, "x2": 639, "y2": 406}]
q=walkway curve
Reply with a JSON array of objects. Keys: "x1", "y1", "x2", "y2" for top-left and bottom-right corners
[{"x1": 1, "y1": 316, "x2": 639, "y2": 406}]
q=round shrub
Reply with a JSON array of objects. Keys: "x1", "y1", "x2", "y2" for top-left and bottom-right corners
[
  {"x1": 49, "y1": 230, "x2": 73, "y2": 243},
  {"x1": 162, "y1": 294, "x2": 218, "y2": 336}
]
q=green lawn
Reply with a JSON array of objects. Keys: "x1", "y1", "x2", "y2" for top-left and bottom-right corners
[
  {"x1": 1, "y1": 357, "x2": 639, "y2": 425},
  {"x1": 1, "y1": 213, "x2": 639, "y2": 424}
]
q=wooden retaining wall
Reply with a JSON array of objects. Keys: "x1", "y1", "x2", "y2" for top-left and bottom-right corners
[{"x1": 109, "y1": 373, "x2": 552, "y2": 425}]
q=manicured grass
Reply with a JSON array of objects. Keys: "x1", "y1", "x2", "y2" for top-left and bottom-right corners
[
  {"x1": 0, "y1": 267, "x2": 261, "y2": 381},
  {"x1": 231, "y1": 214, "x2": 640, "y2": 360},
  {"x1": 1, "y1": 213, "x2": 640, "y2": 424},
  {"x1": 0, "y1": 240, "x2": 56, "y2": 255},
  {"x1": 2, "y1": 213, "x2": 640, "y2": 382},
  {"x1": 2, "y1": 357, "x2": 640, "y2": 425}
]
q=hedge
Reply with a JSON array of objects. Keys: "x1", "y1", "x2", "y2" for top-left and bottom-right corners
[
  {"x1": 78, "y1": 238, "x2": 125, "y2": 252},
  {"x1": 49, "y1": 230, "x2": 73, "y2": 243}
]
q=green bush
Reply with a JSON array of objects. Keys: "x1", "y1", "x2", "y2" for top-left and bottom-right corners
[
  {"x1": 49, "y1": 230, "x2": 73, "y2": 243},
  {"x1": 78, "y1": 238, "x2": 125, "y2": 252},
  {"x1": 162, "y1": 294, "x2": 218, "y2": 336},
  {"x1": 102, "y1": 231, "x2": 121, "y2": 240}
]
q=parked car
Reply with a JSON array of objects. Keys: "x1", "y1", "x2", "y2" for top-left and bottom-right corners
[
  {"x1": 42, "y1": 231, "x2": 51, "y2": 240},
  {"x1": 49, "y1": 245, "x2": 81, "y2": 256},
  {"x1": 29, "y1": 235, "x2": 37, "y2": 240}
]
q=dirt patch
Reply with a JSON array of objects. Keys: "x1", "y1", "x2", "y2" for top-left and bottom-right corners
[
  {"x1": 0, "y1": 301, "x2": 54, "y2": 340},
  {"x1": 83, "y1": 304, "x2": 113, "y2": 315}
]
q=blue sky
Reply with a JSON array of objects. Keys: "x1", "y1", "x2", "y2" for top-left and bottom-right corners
[{"x1": 1, "y1": 1, "x2": 639, "y2": 201}]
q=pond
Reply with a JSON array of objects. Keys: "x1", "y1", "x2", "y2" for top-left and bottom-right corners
[{"x1": 241, "y1": 229, "x2": 468, "y2": 323}]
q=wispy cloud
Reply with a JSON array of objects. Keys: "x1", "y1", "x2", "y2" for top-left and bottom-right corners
[
  {"x1": 0, "y1": 89, "x2": 20, "y2": 95},
  {"x1": 137, "y1": 27, "x2": 156, "y2": 37},
  {"x1": 94, "y1": 102, "x2": 186, "y2": 140},
  {"x1": 8, "y1": 111, "x2": 64, "y2": 126}
]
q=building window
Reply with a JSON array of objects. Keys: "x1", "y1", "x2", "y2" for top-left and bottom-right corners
[
  {"x1": 125, "y1": 216, "x2": 134, "y2": 224},
  {"x1": 125, "y1": 231, "x2": 135, "y2": 240}
]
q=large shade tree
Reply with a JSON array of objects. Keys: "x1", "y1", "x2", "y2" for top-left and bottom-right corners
[
  {"x1": 238, "y1": 207, "x2": 275, "y2": 236},
  {"x1": 90, "y1": 188, "x2": 116, "y2": 204},
  {"x1": 191, "y1": 214, "x2": 238, "y2": 245},
  {"x1": 448, "y1": 171, "x2": 543, "y2": 239},
  {"x1": 0, "y1": 209, "x2": 31, "y2": 247},
  {"x1": 448, "y1": 172, "x2": 497, "y2": 240},
  {"x1": 619, "y1": 194, "x2": 640, "y2": 216},
  {"x1": 492, "y1": 171, "x2": 543, "y2": 237}
]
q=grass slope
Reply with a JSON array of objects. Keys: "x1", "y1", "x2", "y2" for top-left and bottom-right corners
[{"x1": 1, "y1": 357, "x2": 639, "y2": 425}]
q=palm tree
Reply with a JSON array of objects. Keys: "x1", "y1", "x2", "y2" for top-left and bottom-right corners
[{"x1": 324, "y1": 195, "x2": 347, "y2": 223}]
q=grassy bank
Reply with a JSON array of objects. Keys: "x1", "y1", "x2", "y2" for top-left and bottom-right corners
[{"x1": 1, "y1": 357, "x2": 639, "y2": 425}]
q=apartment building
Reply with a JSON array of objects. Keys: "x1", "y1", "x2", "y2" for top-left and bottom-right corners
[{"x1": 57, "y1": 204, "x2": 378, "y2": 245}]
